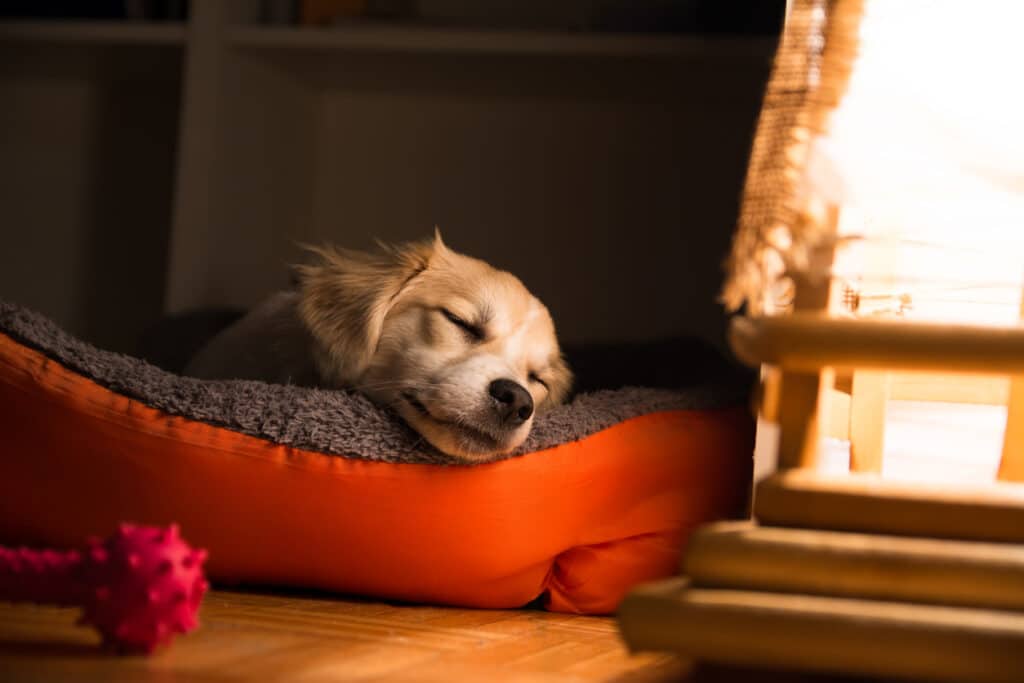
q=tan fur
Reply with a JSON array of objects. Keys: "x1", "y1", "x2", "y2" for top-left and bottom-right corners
[
  {"x1": 296, "y1": 232, "x2": 571, "y2": 461},
  {"x1": 296, "y1": 240, "x2": 435, "y2": 386}
]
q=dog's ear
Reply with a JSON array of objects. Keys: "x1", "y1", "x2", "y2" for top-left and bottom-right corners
[
  {"x1": 429, "y1": 226, "x2": 452, "y2": 262},
  {"x1": 296, "y1": 239, "x2": 436, "y2": 384}
]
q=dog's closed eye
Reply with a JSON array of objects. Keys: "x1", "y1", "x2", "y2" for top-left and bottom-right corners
[
  {"x1": 528, "y1": 372, "x2": 549, "y2": 391},
  {"x1": 440, "y1": 308, "x2": 485, "y2": 342}
]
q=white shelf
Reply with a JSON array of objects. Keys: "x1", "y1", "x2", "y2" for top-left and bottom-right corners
[
  {"x1": 0, "y1": 20, "x2": 186, "y2": 46},
  {"x1": 228, "y1": 24, "x2": 777, "y2": 59}
]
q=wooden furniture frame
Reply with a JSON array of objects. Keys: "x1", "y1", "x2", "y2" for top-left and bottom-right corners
[{"x1": 620, "y1": 281, "x2": 1024, "y2": 681}]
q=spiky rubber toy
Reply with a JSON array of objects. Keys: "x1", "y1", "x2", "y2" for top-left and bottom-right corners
[{"x1": 0, "y1": 523, "x2": 208, "y2": 653}]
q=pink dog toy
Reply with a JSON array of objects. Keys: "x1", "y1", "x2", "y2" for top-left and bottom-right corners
[{"x1": 0, "y1": 523, "x2": 208, "y2": 653}]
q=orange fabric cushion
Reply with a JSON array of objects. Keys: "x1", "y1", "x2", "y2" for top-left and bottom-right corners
[{"x1": 0, "y1": 332, "x2": 752, "y2": 614}]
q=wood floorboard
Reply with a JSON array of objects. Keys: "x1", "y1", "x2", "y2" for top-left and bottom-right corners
[{"x1": 0, "y1": 589, "x2": 691, "y2": 682}]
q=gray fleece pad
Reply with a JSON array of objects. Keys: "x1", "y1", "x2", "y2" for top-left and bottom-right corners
[{"x1": 0, "y1": 301, "x2": 751, "y2": 466}]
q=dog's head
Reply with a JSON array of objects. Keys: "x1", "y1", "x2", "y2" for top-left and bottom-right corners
[{"x1": 297, "y1": 232, "x2": 571, "y2": 461}]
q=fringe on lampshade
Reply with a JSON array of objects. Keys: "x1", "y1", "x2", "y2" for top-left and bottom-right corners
[{"x1": 721, "y1": 0, "x2": 864, "y2": 313}]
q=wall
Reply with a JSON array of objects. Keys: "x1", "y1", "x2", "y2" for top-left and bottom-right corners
[
  {"x1": 177, "y1": 47, "x2": 771, "y2": 350},
  {"x1": 0, "y1": 43, "x2": 181, "y2": 353},
  {"x1": 0, "y1": 29, "x2": 771, "y2": 354}
]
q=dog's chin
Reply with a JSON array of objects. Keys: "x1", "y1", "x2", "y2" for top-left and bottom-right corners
[{"x1": 395, "y1": 397, "x2": 529, "y2": 462}]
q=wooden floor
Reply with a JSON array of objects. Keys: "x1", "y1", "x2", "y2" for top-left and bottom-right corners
[{"x1": 0, "y1": 588, "x2": 690, "y2": 683}]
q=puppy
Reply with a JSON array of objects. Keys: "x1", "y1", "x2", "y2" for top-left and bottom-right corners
[{"x1": 185, "y1": 233, "x2": 572, "y2": 461}]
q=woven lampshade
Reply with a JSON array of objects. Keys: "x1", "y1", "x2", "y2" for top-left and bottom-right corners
[
  {"x1": 720, "y1": 0, "x2": 1024, "y2": 485},
  {"x1": 723, "y1": 0, "x2": 1024, "y2": 322}
]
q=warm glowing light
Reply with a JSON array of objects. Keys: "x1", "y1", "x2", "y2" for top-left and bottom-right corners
[
  {"x1": 800, "y1": 1, "x2": 1024, "y2": 481},
  {"x1": 809, "y1": 1, "x2": 1024, "y2": 326}
]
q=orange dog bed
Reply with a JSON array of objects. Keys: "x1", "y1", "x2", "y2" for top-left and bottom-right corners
[{"x1": 0, "y1": 303, "x2": 753, "y2": 614}]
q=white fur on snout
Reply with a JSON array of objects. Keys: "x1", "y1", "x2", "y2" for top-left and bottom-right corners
[
  {"x1": 423, "y1": 353, "x2": 530, "y2": 437},
  {"x1": 496, "y1": 300, "x2": 542, "y2": 366}
]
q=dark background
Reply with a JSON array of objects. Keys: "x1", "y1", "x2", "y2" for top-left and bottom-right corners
[{"x1": 0, "y1": 1, "x2": 781, "y2": 359}]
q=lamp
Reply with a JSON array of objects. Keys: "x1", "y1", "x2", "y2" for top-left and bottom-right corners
[{"x1": 618, "y1": 1, "x2": 1024, "y2": 681}]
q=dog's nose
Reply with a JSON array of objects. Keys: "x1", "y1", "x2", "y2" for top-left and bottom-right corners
[{"x1": 489, "y1": 379, "x2": 534, "y2": 425}]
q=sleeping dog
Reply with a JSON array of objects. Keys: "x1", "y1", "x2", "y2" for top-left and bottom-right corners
[{"x1": 185, "y1": 233, "x2": 572, "y2": 461}]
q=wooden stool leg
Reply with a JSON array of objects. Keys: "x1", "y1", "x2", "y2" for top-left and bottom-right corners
[
  {"x1": 997, "y1": 295, "x2": 1024, "y2": 481},
  {"x1": 759, "y1": 208, "x2": 841, "y2": 473},
  {"x1": 999, "y1": 382, "x2": 1024, "y2": 481},
  {"x1": 849, "y1": 370, "x2": 889, "y2": 473},
  {"x1": 776, "y1": 370, "x2": 831, "y2": 470}
]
